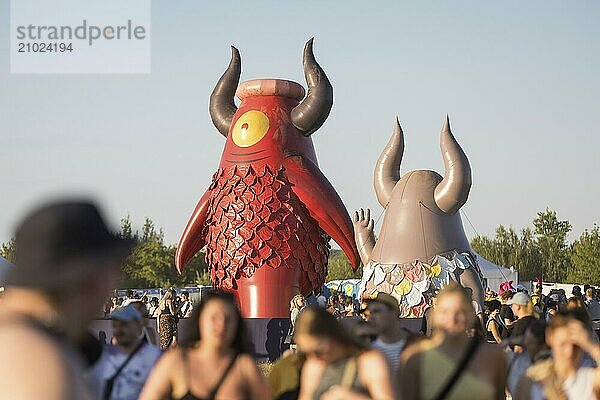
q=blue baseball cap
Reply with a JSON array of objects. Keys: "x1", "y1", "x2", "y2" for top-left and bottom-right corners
[{"x1": 110, "y1": 304, "x2": 142, "y2": 321}]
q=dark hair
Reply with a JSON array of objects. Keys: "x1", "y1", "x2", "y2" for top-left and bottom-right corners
[
  {"x1": 567, "y1": 296, "x2": 586, "y2": 310},
  {"x1": 179, "y1": 290, "x2": 249, "y2": 354},
  {"x1": 181, "y1": 291, "x2": 189, "y2": 297},
  {"x1": 546, "y1": 299, "x2": 558, "y2": 309},
  {"x1": 126, "y1": 289, "x2": 134, "y2": 297},
  {"x1": 548, "y1": 309, "x2": 592, "y2": 332},
  {"x1": 294, "y1": 306, "x2": 366, "y2": 355},
  {"x1": 130, "y1": 300, "x2": 149, "y2": 317},
  {"x1": 488, "y1": 299, "x2": 501, "y2": 312}
]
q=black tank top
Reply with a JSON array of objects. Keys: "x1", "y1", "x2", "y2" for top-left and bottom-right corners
[{"x1": 176, "y1": 351, "x2": 239, "y2": 400}]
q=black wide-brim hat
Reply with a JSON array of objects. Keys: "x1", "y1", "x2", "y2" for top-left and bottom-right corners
[{"x1": 7, "y1": 200, "x2": 134, "y2": 289}]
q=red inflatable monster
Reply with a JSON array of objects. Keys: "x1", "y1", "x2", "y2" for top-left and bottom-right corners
[{"x1": 176, "y1": 39, "x2": 359, "y2": 318}]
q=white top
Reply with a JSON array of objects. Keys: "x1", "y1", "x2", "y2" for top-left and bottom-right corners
[
  {"x1": 120, "y1": 298, "x2": 136, "y2": 307},
  {"x1": 179, "y1": 300, "x2": 193, "y2": 318},
  {"x1": 89, "y1": 343, "x2": 161, "y2": 400},
  {"x1": 563, "y1": 367, "x2": 597, "y2": 399},
  {"x1": 372, "y1": 338, "x2": 407, "y2": 373},
  {"x1": 531, "y1": 366, "x2": 599, "y2": 400}
]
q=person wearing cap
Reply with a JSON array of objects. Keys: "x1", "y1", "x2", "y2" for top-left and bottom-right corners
[
  {"x1": 89, "y1": 304, "x2": 161, "y2": 400},
  {"x1": 365, "y1": 293, "x2": 418, "y2": 374},
  {"x1": 0, "y1": 200, "x2": 133, "y2": 400},
  {"x1": 507, "y1": 291, "x2": 538, "y2": 352}
]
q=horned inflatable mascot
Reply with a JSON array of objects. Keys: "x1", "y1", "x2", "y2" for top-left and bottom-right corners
[
  {"x1": 354, "y1": 116, "x2": 484, "y2": 318},
  {"x1": 176, "y1": 39, "x2": 359, "y2": 318}
]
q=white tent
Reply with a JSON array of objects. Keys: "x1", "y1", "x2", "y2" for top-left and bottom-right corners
[
  {"x1": 0, "y1": 256, "x2": 13, "y2": 285},
  {"x1": 473, "y1": 251, "x2": 518, "y2": 293}
]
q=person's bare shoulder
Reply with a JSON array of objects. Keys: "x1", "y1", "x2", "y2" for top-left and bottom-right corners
[
  {"x1": 236, "y1": 353, "x2": 262, "y2": 375},
  {"x1": 157, "y1": 346, "x2": 184, "y2": 366},
  {"x1": 401, "y1": 337, "x2": 432, "y2": 364},
  {"x1": 300, "y1": 357, "x2": 325, "y2": 380},
  {"x1": 0, "y1": 325, "x2": 68, "y2": 399},
  {"x1": 358, "y1": 348, "x2": 388, "y2": 366}
]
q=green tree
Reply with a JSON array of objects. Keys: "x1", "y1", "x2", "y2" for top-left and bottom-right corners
[
  {"x1": 533, "y1": 209, "x2": 572, "y2": 282},
  {"x1": 0, "y1": 238, "x2": 16, "y2": 263},
  {"x1": 568, "y1": 225, "x2": 600, "y2": 285},
  {"x1": 119, "y1": 218, "x2": 211, "y2": 288},
  {"x1": 119, "y1": 215, "x2": 134, "y2": 240},
  {"x1": 326, "y1": 249, "x2": 361, "y2": 281},
  {"x1": 471, "y1": 209, "x2": 572, "y2": 283}
]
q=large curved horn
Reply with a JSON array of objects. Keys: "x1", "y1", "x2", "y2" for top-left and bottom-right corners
[
  {"x1": 434, "y1": 115, "x2": 472, "y2": 214},
  {"x1": 374, "y1": 117, "x2": 404, "y2": 207},
  {"x1": 209, "y1": 46, "x2": 241, "y2": 137},
  {"x1": 291, "y1": 38, "x2": 333, "y2": 136}
]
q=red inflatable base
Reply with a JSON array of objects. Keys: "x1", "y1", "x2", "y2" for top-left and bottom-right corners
[{"x1": 230, "y1": 265, "x2": 300, "y2": 318}]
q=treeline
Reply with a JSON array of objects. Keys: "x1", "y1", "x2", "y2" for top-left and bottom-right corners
[
  {"x1": 4, "y1": 209, "x2": 596, "y2": 287},
  {"x1": 0, "y1": 216, "x2": 358, "y2": 288},
  {"x1": 471, "y1": 209, "x2": 600, "y2": 285}
]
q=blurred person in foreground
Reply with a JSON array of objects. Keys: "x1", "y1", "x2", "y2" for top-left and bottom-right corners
[
  {"x1": 0, "y1": 200, "x2": 132, "y2": 399},
  {"x1": 506, "y1": 320, "x2": 549, "y2": 397},
  {"x1": 90, "y1": 304, "x2": 161, "y2": 400},
  {"x1": 139, "y1": 290, "x2": 269, "y2": 400},
  {"x1": 399, "y1": 283, "x2": 506, "y2": 400},
  {"x1": 364, "y1": 292, "x2": 419, "y2": 374},
  {"x1": 420, "y1": 291, "x2": 438, "y2": 337},
  {"x1": 517, "y1": 310, "x2": 600, "y2": 399},
  {"x1": 295, "y1": 307, "x2": 395, "y2": 400}
]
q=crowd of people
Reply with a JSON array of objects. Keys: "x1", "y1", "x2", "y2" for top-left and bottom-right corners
[
  {"x1": 2, "y1": 200, "x2": 600, "y2": 400},
  {"x1": 102, "y1": 289, "x2": 195, "y2": 350}
]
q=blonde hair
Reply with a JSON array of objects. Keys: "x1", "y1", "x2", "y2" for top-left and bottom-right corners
[
  {"x1": 433, "y1": 282, "x2": 476, "y2": 325},
  {"x1": 158, "y1": 288, "x2": 175, "y2": 310},
  {"x1": 290, "y1": 294, "x2": 304, "y2": 312},
  {"x1": 517, "y1": 300, "x2": 538, "y2": 319},
  {"x1": 436, "y1": 283, "x2": 473, "y2": 310}
]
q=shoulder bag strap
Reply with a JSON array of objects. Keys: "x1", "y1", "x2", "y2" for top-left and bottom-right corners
[
  {"x1": 340, "y1": 357, "x2": 358, "y2": 388},
  {"x1": 432, "y1": 338, "x2": 481, "y2": 400},
  {"x1": 208, "y1": 353, "x2": 239, "y2": 399},
  {"x1": 103, "y1": 341, "x2": 145, "y2": 400}
]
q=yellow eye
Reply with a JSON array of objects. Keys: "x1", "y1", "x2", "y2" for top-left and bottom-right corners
[{"x1": 231, "y1": 111, "x2": 270, "y2": 148}]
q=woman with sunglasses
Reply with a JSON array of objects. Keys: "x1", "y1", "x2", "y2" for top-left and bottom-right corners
[
  {"x1": 295, "y1": 307, "x2": 395, "y2": 400},
  {"x1": 139, "y1": 291, "x2": 270, "y2": 400}
]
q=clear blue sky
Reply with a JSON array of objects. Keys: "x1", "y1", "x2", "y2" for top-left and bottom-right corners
[{"x1": 2, "y1": 1, "x2": 599, "y2": 246}]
